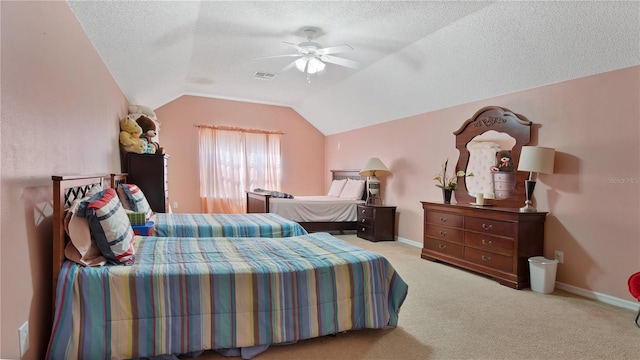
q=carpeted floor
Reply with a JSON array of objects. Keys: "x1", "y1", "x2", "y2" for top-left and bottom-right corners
[{"x1": 194, "y1": 234, "x2": 640, "y2": 360}]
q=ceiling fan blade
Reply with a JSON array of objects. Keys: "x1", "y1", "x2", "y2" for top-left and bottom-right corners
[
  {"x1": 254, "y1": 53, "x2": 301, "y2": 60},
  {"x1": 279, "y1": 59, "x2": 299, "y2": 73},
  {"x1": 283, "y1": 41, "x2": 309, "y2": 54},
  {"x1": 316, "y1": 44, "x2": 353, "y2": 55},
  {"x1": 320, "y1": 55, "x2": 362, "y2": 69}
]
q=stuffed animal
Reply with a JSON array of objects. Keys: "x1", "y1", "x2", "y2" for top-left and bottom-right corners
[
  {"x1": 491, "y1": 150, "x2": 514, "y2": 172},
  {"x1": 128, "y1": 104, "x2": 157, "y2": 121},
  {"x1": 136, "y1": 115, "x2": 160, "y2": 154},
  {"x1": 119, "y1": 116, "x2": 146, "y2": 154}
]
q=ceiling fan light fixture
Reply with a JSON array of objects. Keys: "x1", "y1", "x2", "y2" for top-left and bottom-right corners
[{"x1": 295, "y1": 56, "x2": 325, "y2": 74}]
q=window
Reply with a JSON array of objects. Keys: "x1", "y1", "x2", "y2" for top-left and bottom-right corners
[{"x1": 198, "y1": 126, "x2": 282, "y2": 213}]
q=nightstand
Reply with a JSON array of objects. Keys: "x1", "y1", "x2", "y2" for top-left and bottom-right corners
[{"x1": 356, "y1": 205, "x2": 396, "y2": 242}]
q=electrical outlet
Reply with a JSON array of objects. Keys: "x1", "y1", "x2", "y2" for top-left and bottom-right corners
[
  {"x1": 554, "y1": 250, "x2": 564, "y2": 264},
  {"x1": 19, "y1": 321, "x2": 29, "y2": 357},
  {"x1": 173, "y1": 201, "x2": 179, "y2": 209}
]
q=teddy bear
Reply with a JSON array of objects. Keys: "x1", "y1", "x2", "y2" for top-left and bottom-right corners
[
  {"x1": 128, "y1": 104, "x2": 157, "y2": 121},
  {"x1": 136, "y1": 115, "x2": 160, "y2": 154},
  {"x1": 490, "y1": 150, "x2": 514, "y2": 172},
  {"x1": 119, "y1": 116, "x2": 147, "y2": 154}
]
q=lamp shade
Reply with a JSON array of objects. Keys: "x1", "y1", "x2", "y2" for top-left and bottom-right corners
[
  {"x1": 295, "y1": 56, "x2": 326, "y2": 74},
  {"x1": 517, "y1": 146, "x2": 555, "y2": 174},
  {"x1": 359, "y1": 158, "x2": 391, "y2": 177}
]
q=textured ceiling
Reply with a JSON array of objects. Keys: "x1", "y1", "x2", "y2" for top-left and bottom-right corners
[{"x1": 68, "y1": 1, "x2": 639, "y2": 135}]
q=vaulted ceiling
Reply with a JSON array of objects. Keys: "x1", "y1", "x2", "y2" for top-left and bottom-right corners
[{"x1": 68, "y1": 1, "x2": 639, "y2": 135}]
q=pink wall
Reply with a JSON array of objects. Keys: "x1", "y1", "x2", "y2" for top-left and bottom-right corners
[
  {"x1": 1, "y1": 1, "x2": 638, "y2": 358},
  {"x1": 326, "y1": 65, "x2": 640, "y2": 301},
  {"x1": 1, "y1": 2, "x2": 128, "y2": 359},
  {"x1": 154, "y1": 96, "x2": 326, "y2": 213}
]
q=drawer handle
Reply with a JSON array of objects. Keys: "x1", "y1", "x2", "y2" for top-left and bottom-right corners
[
  {"x1": 361, "y1": 227, "x2": 366, "y2": 232},
  {"x1": 361, "y1": 209, "x2": 366, "y2": 213},
  {"x1": 361, "y1": 219, "x2": 366, "y2": 223},
  {"x1": 438, "y1": 244, "x2": 447, "y2": 249},
  {"x1": 481, "y1": 255, "x2": 492, "y2": 261},
  {"x1": 439, "y1": 230, "x2": 447, "y2": 237},
  {"x1": 439, "y1": 217, "x2": 447, "y2": 223},
  {"x1": 482, "y1": 224, "x2": 493, "y2": 231},
  {"x1": 481, "y1": 239, "x2": 492, "y2": 246}
]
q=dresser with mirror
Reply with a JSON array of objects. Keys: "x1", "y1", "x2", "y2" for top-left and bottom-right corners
[{"x1": 421, "y1": 106, "x2": 547, "y2": 289}]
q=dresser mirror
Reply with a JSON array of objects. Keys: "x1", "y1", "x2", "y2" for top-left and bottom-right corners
[{"x1": 453, "y1": 106, "x2": 532, "y2": 208}]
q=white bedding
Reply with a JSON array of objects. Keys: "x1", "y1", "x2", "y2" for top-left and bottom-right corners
[{"x1": 269, "y1": 196, "x2": 365, "y2": 222}]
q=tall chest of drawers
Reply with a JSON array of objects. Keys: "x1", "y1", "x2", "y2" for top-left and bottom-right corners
[
  {"x1": 126, "y1": 153, "x2": 170, "y2": 213},
  {"x1": 421, "y1": 201, "x2": 546, "y2": 289}
]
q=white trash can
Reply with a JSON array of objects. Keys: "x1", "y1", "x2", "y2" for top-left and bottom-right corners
[{"x1": 528, "y1": 256, "x2": 558, "y2": 294}]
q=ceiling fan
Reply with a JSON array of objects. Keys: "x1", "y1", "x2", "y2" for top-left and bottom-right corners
[{"x1": 256, "y1": 29, "x2": 362, "y2": 82}]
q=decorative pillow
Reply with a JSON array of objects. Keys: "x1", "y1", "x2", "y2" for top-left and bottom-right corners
[
  {"x1": 327, "y1": 179, "x2": 347, "y2": 197},
  {"x1": 64, "y1": 199, "x2": 106, "y2": 267},
  {"x1": 119, "y1": 183, "x2": 153, "y2": 219},
  {"x1": 117, "y1": 185, "x2": 132, "y2": 210},
  {"x1": 77, "y1": 188, "x2": 135, "y2": 265},
  {"x1": 339, "y1": 178, "x2": 366, "y2": 200}
]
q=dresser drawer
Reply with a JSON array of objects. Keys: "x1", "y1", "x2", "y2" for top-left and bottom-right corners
[
  {"x1": 358, "y1": 216, "x2": 374, "y2": 226},
  {"x1": 424, "y1": 238, "x2": 464, "y2": 258},
  {"x1": 357, "y1": 206, "x2": 374, "y2": 219},
  {"x1": 464, "y1": 247, "x2": 513, "y2": 272},
  {"x1": 358, "y1": 224, "x2": 374, "y2": 237},
  {"x1": 426, "y1": 211, "x2": 463, "y2": 228},
  {"x1": 465, "y1": 217, "x2": 515, "y2": 238},
  {"x1": 465, "y1": 232, "x2": 513, "y2": 256},
  {"x1": 425, "y1": 225, "x2": 463, "y2": 243}
]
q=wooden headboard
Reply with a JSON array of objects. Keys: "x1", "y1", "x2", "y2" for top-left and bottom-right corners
[
  {"x1": 110, "y1": 173, "x2": 128, "y2": 189},
  {"x1": 51, "y1": 174, "x2": 108, "y2": 313}
]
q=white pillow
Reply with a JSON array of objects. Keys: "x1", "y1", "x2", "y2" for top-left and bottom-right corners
[
  {"x1": 327, "y1": 179, "x2": 347, "y2": 197},
  {"x1": 339, "y1": 178, "x2": 366, "y2": 200}
]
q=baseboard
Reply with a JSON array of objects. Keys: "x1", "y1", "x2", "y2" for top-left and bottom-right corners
[
  {"x1": 397, "y1": 236, "x2": 421, "y2": 248},
  {"x1": 396, "y1": 236, "x2": 638, "y2": 311},
  {"x1": 555, "y1": 281, "x2": 639, "y2": 311}
]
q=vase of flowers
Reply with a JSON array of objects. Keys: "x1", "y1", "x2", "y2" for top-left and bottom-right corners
[
  {"x1": 433, "y1": 159, "x2": 470, "y2": 204},
  {"x1": 441, "y1": 188, "x2": 453, "y2": 204}
]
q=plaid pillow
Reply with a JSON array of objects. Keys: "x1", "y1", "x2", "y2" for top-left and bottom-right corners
[
  {"x1": 119, "y1": 184, "x2": 153, "y2": 219},
  {"x1": 77, "y1": 188, "x2": 135, "y2": 265}
]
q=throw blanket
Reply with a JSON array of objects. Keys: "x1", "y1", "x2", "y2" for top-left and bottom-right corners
[
  {"x1": 253, "y1": 188, "x2": 294, "y2": 198},
  {"x1": 47, "y1": 233, "x2": 408, "y2": 360},
  {"x1": 151, "y1": 212, "x2": 307, "y2": 237}
]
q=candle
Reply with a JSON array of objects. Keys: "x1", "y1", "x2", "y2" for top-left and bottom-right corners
[{"x1": 476, "y1": 193, "x2": 484, "y2": 205}]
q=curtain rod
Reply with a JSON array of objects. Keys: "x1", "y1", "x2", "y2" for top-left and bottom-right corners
[{"x1": 195, "y1": 124, "x2": 284, "y2": 135}]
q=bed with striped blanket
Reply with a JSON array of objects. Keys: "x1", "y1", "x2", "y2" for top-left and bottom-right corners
[
  {"x1": 150, "y1": 212, "x2": 308, "y2": 237},
  {"x1": 108, "y1": 173, "x2": 308, "y2": 238},
  {"x1": 47, "y1": 232, "x2": 408, "y2": 360}
]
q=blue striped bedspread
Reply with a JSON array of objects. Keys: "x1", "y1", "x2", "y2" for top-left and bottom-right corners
[
  {"x1": 47, "y1": 232, "x2": 408, "y2": 360},
  {"x1": 152, "y1": 212, "x2": 308, "y2": 237}
]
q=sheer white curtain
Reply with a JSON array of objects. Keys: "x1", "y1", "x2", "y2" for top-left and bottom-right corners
[{"x1": 198, "y1": 126, "x2": 282, "y2": 213}]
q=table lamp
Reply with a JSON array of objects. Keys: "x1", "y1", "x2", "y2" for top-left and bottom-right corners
[
  {"x1": 359, "y1": 158, "x2": 391, "y2": 205},
  {"x1": 517, "y1": 146, "x2": 555, "y2": 212}
]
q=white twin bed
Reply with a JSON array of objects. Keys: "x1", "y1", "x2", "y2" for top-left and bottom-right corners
[
  {"x1": 246, "y1": 170, "x2": 367, "y2": 232},
  {"x1": 269, "y1": 195, "x2": 364, "y2": 222}
]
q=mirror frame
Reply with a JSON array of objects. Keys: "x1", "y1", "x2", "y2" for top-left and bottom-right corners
[{"x1": 453, "y1": 106, "x2": 532, "y2": 208}]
